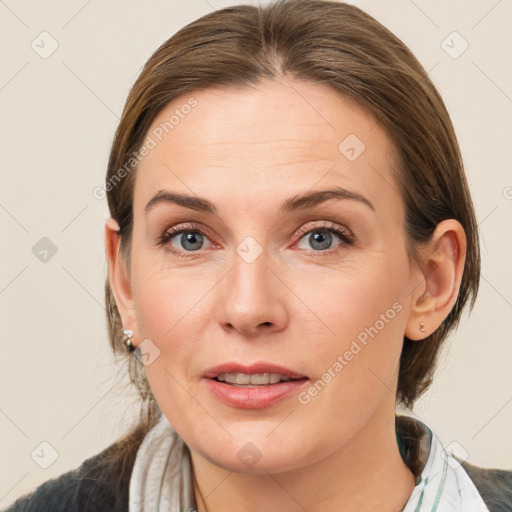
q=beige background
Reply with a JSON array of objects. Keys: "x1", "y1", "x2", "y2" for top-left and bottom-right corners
[{"x1": 1, "y1": 0, "x2": 511, "y2": 507}]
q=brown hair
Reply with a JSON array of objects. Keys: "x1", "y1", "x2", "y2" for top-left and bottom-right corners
[{"x1": 102, "y1": 0, "x2": 480, "y2": 484}]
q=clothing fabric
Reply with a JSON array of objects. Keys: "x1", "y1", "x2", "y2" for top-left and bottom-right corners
[
  {"x1": 400, "y1": 422, "x2": 490, "y2": 511},
  {"x1": 128, "y1": 413, "x2": 490, "y2": 512},
  {"x1": 128, "y1": 415, "x2": 195, "y2": 511}
]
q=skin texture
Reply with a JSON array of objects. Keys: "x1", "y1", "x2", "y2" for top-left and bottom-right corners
[{"x1": 105, "y1": 78, "x2": 466, "y2": 511}]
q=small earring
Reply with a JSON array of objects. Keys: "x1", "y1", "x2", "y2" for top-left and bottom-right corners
[
  {"x1": 123, "y1": 329, "x2": 135, "y2": 352},
  {"x1": 419, "y1": 322, "x2": 426, "y2": 333}
]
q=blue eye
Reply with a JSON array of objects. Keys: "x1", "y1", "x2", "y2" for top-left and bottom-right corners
[
  {"x1": 174, "y1": 231, "x2": 205, "y2": 251},
  {"x1": 158, "y1": 229, "x2": 211, "y2": 255},
  {"x1": 300, "y1": 230, "x2": 335, "y2": 251},
  {"x1": 295, "y1": 223, "x2": 354, "y2": 253}
]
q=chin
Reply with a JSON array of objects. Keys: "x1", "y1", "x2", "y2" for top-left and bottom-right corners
[{"x1": 190, "y1": 430, "x2": 313, "y2": 475}]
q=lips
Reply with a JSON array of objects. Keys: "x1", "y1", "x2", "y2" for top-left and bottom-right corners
[
  {"x1": 201, "y1": 362, "x2": 310, "y2": 408},
  {"x1": 202, "y1": 362, "x2": 308, "y2": 380},
  {"x1": 217, "y1": 373, "x2": 297, "y2": 385}
]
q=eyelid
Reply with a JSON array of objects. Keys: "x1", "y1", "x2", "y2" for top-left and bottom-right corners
[
  {"x1": 292, "y1": 221, "x2": 354, "y2": 248},
  {"x1": 161, "y1": 221, "x2": 214, "y2": 239}
]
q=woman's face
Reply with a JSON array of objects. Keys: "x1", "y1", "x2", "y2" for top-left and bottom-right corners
[{"x1": 128, "y1": 78, "x2": 421, "y2": 472}]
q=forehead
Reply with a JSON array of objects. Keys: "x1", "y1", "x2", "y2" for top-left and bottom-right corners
[{"x1": 134, "y1": 78, "x2": 400, "y2": 217}]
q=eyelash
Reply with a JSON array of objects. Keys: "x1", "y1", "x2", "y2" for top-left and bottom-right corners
[{"x1": 156, "y1": 221, "x2": 354, "y2": 258}]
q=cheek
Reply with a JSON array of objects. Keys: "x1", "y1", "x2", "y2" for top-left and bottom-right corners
[
  {"x1": 292, "y1": 258, "x2": 406, "y2": 347},
  {"x1": 130, "y1": 256, "x2": 220, "y2": 404},
  {"x1": 289, "y1": 255, "x2": 408, "y2": 404},
  {"x1": 131, "y1": 245, "x2": 214, "y2": 346}
]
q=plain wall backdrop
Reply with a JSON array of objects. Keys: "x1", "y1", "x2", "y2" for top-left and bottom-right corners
[{"x1": 1, "y1": 0, "x2": 511, "y2": 507}]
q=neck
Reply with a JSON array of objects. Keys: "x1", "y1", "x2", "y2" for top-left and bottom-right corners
[{"x1": 189, "y1": 399, "x2": 416, "y2": 512}]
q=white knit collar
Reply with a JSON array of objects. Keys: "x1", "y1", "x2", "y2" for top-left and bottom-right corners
[
  {"x1": 128, "y1": 414, "x2": 195, "y2": 512},
  {"x1": 129, "y1": 414, "x2": 489, "y2": 512}
]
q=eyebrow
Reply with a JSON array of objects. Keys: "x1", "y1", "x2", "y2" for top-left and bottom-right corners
[{"x1": 144, "y1": 186, "x2": 375, "y2": 216}]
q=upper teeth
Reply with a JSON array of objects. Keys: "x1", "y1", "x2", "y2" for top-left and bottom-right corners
[{"x1": 217, "y1": 373, "x2": 293, "y2": 385}]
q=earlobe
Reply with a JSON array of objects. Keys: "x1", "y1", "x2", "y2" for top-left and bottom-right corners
[
  {"x1": 105, "y1": 217, "x2": 137, "y2": 340},
  {"x1": 105, "y1": 216, "x2": 120, "y2": 234},
  {"x1": 405, "y1": 219, "x2": 466, "y2": 341}
]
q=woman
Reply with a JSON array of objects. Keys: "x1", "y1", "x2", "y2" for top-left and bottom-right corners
[{"x1": 6, "y1": 0, "x2": 511, "y2": 510}]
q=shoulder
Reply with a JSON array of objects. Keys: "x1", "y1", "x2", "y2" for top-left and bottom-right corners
[
  {"x1": 4, "y1": 446, "x2": 125, "y2": 512},
  {"x1": 4, "y1": 451, "x2": 116, "y2": 512},
  {"x1": 460, "y1": 459, "x2": 512, "y2": 512},
  {"x1": 4, "y1": 429, "x2": 145, "y2": 512},
  {"x1": 396, "y1": 414, "x2": 512, "y2": 512}
]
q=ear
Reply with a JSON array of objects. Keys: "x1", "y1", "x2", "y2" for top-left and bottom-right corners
[
  {"x1": 105, "y1": 217, "x2": 138, "y2": 346},
  {"x1": 405, "y1": 219, "x2": 467, "y2": 341}
]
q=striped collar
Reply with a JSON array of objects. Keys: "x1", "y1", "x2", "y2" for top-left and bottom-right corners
[{"x1": 396, "y1": 415, "x2": 489, "y2": 511}]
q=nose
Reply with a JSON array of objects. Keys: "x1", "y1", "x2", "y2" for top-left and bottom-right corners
[{"x1": 215, "y1": 249, "x2": 288, "y2": 338}]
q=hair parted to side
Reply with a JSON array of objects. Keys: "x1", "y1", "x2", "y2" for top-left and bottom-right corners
[{"x1": 104, "y1": 0, "x2": 480, "y2": 443}]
